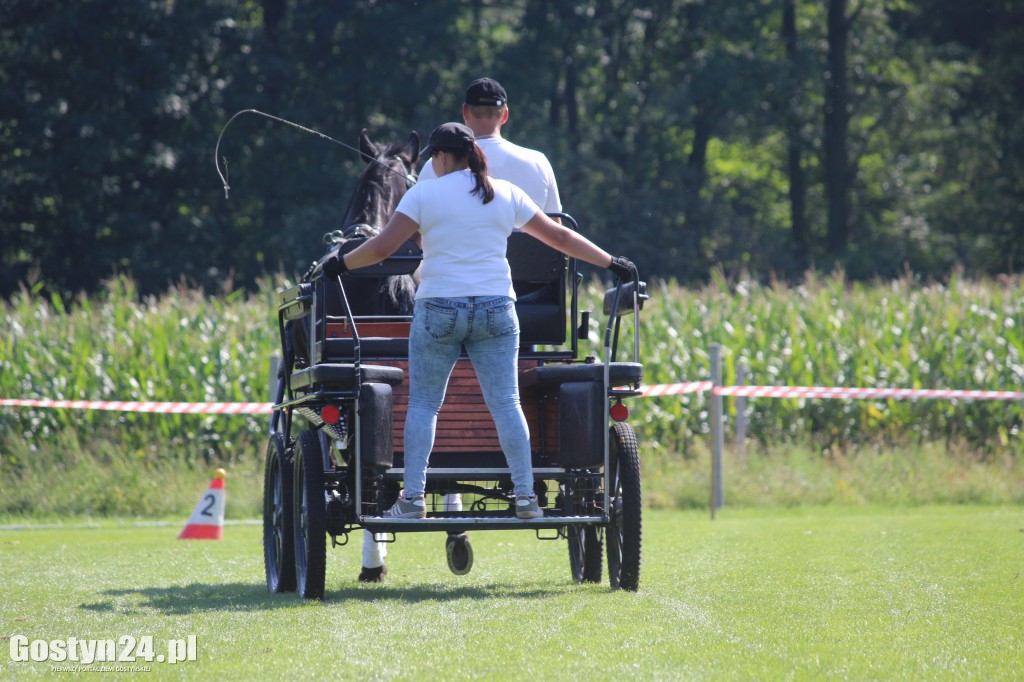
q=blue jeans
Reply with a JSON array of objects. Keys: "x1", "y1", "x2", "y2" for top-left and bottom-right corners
[{"x1": 403, "y1": 296, "x2": 534, "y2": 498}]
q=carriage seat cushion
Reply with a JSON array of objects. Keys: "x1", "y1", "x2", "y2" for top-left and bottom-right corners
[
  {"x1": 321, "y1": 337, "x2": 410, "y2": 361},
  {"x1": 508, "y1": 231, "x2": 566, "y2": 347},
  {"x1": 290, "y1": 363, "x2": 405, "y2": 391},
  {"x1": 516, "y1": 302, "x2": 562, "y2": 347},
  {"x1": 519, "y1": 362, "x2": 643, "y2": 389}
]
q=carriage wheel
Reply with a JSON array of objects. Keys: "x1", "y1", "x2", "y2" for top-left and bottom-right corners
[
  {"x1": 563, "y1": 479, "x2": 603, "y2": 584},
  {"x1": 446, "y1": 532, "x2": 474, "y2": 576},
  {"x1": 263, "y1": 433, "x2": 296, "y2": 592},
  {"x1": 568, "y1": 526, "x2": 603, "y2": 584},
  {"x1": 293, "y1": 429, "x2": 328, "y2": 600},
  {"x1": 607, "y1": 422, "x2": 642, "y2": 591}
]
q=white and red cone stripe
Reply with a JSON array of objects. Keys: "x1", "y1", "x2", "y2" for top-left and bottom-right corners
[{"x1": 178, "y1": 470, "x2": 226, "y2": 540}]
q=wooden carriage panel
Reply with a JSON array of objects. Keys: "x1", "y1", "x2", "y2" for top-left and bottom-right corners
[
  {"x1": 378, "y1": 359, "x2": 558, "y2": 455},
  {"x1": 327, "y1": 320, "x2": 412, "y2": 339}
]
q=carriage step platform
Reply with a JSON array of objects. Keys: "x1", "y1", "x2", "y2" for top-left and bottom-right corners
[
  {"x1": 385, "y1": 464, "x2": 577, "y2": 475},
  {"x1": 360, "y1": 514, "x2": 607, "y2": 533},
  {"x1": 386, "y1": 467, "x2": 571, "y2": 478}
]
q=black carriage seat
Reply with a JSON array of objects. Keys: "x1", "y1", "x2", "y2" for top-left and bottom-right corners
[
  {"x1": 519, "y1": 362, "x2": 644, "y2": 390},
  {"x1": 507, "y1": 231, "x2": 567, "y2": 348},
  {"x1": 317, "y1": 320, "x2": 411, "y2": 360},
  {"x1": 289, "y1": 363, "x2": 405, "y2": 392},
  {"x1": 285, "y1": 240, "x2": 421, "y2": 362},
  {"x1": 310, "y1": 231, "x2": 568, "y2": 361}
]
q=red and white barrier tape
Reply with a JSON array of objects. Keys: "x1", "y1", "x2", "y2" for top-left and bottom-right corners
[
  {"x1": 714, "y1": 385, "x2": 1024, "y2": 401},
  {"x1": 0, "y1": 399, "x2": 273, "y2": 414},
  {"x1": 3, "y1": 382, "x2": 1022, "y2": 416},
  {"x1": 638, "y1": 383, "x2": 1024, "y2": 401},
  {"x1": 637, "y1": 381, "x2": 713, "y2": 397}
]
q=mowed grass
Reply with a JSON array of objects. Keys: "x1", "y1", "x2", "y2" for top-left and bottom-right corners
[{"x1": 2, "y1": 507, "x2": 1022, "y2": 680}]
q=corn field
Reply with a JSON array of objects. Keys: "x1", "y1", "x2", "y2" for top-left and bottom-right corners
[
  {"x1": 2, "y1": 271, "x2": 1022, "y2": 469},
  {"x1": 595, "y1": 270, "x2": 1024, "y2": 456}
]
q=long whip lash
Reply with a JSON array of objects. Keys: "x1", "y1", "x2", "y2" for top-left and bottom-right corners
[{"x1": 214, "y1": 109, "x2": 415, "y2": 199}]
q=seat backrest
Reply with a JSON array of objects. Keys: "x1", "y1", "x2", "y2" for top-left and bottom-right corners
[
  {"x1": 297, "y1": 233, "x2": 568, "y2": 362},
  {"x1": 507, "y1": 232, "x2": 567, "y2": 347}
]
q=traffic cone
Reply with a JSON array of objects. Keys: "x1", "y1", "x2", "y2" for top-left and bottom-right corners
[{"x1": 178, "y1": 468, "x2": 226, "y2": 540}]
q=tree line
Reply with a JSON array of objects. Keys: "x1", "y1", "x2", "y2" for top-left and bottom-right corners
[{"x1": 2, "y1": 0, "x2": 1021, "y2": 298}]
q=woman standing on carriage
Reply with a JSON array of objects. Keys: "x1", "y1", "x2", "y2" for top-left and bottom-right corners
[{"x1": 325, "y1": 122, "x2": 637, "y2": 524}]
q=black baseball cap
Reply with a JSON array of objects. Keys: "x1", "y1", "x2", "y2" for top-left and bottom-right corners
[
  {"x1": 464, "y1": 77, "x2": 507, "y2": 107},
  {"x1": 420, "y1": 122, "x2": 475, "y2": 158}
]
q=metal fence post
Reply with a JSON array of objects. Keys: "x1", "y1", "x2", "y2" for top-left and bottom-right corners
[
  {"x1": 736, "y1": 360, "x2": 747, "y2": 463},
  {"x1": 710, "y1": 343, "x2": 724, "y2": 516}
]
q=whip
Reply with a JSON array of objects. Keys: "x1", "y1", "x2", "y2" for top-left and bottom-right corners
[{"x1": 214, "y1": 108, "x2": 417, "y2": 199}]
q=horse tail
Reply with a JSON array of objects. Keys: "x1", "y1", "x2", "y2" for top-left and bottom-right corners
[{"x1": 385, "y1": 274, "x2": 417, "y2": 314}]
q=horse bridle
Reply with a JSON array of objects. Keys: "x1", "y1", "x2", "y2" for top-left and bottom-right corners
[{"x1": 327, "y1": 151, "x2": 416, "y2": 245}]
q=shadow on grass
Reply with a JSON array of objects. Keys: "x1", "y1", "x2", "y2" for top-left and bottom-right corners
[{"x1": 83, "y1": 580, "x2": 567, "y2": 615}]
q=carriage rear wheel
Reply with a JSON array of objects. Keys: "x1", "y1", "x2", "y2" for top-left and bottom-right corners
[
  {"x1": 563, "y1": 479, "x2": 603, "y2": 584},
  {"x1": 607, "y1": 422, "x2": 642, "y2": 591},
  {"x1": 568, "y1": 525, "x2": 603, "y2": 584},
  {"x1": 294, "y1": 429, "x2": 328, "y2": 600},
  {"x1": 263, "y1": 433, "x2": 295, "y2": 593},
  {"x1": 446, "y1": 532, "x2": 474, "y2": 576}
]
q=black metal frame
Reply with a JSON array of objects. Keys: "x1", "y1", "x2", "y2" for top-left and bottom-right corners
[{"x1": 265, "y1": 212, "x2": 648, "y2": 591}]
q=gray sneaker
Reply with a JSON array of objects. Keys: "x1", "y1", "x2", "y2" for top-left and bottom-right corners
[
  {"x1": 515, "y1": 495, "x2": 543, "y2": 519},
  {"x1": 385, "y1": 494, "x2": 426, "y2": 519}
]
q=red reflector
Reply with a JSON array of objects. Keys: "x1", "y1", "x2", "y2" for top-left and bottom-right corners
[
  {"x1": 610, "y1": 403, "x2": 629, "y2": 422},
  {"x1": 321, "y1": 405, "x2": 341, "y2": 424}
]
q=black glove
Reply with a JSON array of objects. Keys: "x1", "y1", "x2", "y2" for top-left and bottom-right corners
[
  {"x1": 607, "y1": 255, "x2": 637, "y2": 282},
  {"x1": 322, "y1": 248, "x2": 349, "y2": 277}
]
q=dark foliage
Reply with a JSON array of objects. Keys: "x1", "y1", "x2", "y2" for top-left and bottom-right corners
[{"x1": 2, "y1": 1, "x2": 1021, "y2": 298}]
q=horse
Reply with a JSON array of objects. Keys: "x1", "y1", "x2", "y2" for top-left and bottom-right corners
[
  {"x1": 327, "y1": 130, "x2": 423, "y2": 582},
  {"x1": 325, "y1": 128, "x2": 421, "y2": 315},
  {"x1": 288, "y1": 129, "x2": 419, "y2": 371}
]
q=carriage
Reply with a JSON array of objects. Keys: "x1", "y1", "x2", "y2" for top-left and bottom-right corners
[{"x1": 258, "y1": 131, "x2": 648, "y2": 599}]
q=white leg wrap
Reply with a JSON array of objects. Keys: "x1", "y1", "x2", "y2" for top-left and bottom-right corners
[{"x1": 361, "y1": 528, "x2": 387, "y2": 568}]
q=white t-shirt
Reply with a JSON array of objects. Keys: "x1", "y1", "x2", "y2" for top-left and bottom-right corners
[
  {"x1": 419, "y1": 135, "x2": 562, "y2": 213},
  {"x1": 395, "y1": 170, "x2": 540, "y2": 300}
]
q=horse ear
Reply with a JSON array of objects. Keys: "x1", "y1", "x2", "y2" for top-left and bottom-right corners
[
  {"x1": 405, "y1": 131, "x2": 421, "y2": 165},
  {"x1": 358, "y1": 128, "x2": 378, "y2": 163}
]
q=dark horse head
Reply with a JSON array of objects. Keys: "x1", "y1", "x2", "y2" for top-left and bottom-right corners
[{"x1": 326, "y1": 129, "x2": 420, "y2": 315}]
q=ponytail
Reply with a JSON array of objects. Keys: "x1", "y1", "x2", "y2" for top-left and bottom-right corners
[
  {"x1": 439, "y1": 142, "x2": 494, "y2": 204},
  {"x1": 467, "y1": 143, "x2": 494, "y2": 204}
]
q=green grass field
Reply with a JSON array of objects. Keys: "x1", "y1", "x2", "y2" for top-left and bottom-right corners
[{"x1": 2, "y1": 506, "x2": 1021, "y2": 680}]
